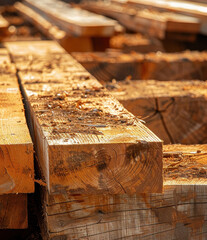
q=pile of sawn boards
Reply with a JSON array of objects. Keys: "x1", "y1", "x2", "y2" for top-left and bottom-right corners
[{"x1": 0, "y1": 40, "x2": 207, "y2": 240}]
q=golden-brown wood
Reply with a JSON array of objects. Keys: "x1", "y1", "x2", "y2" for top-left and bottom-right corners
[
  {"x1": 0, "y1": 194, "x2": 27, "y2": 229},
  {"x1": 0, "y1": 15, "x2": 9, "y2": 41},
  {"x1": 0, "y1": 50, "x2": 34, "y2": 194},
  {"x1": 106, "y1": 79, "x2": 207, "y2": 144},
  {"x1": 6, "y1": 41, "x2": 163, "y2": 195},
  {"x1": 41, "y1": 145, "x2": 207, "y2": 240},
  {"x1": 72, "y1": 51, "x2": 207, "y2": 82},
  {"x1": 24, "y1": 0, "x2": 117, "y2": 37},
  {"x1": 81, "y1": 1, "x2": 200, "y2": 39}
]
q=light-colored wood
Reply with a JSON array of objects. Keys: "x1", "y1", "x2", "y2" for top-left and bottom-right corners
[
  {"x1": 0, "y1": 50, "x2": 34, "y2": 194},
  {"x1": 23, "y1": 0, "x2": 117, "y2": 37},
  {"x1": 41, "y1": 145, "x2": 207, "y2": 240},
  {"x1": 14, "y1": 2, "x2": 93, "y2": 52},
  {"x1": 6, "y1": 41, "x2": 163, "y2": 195},
  {"x1": 0, "y1": 194, "x2": 27, "y2": 229},
  {"x1": 81, "y1": 1, "x2": 200, "y2": 39},
  {"x1": 124, "y1": 0, "x2": 207, "y2": 35},
  {"x1": 107, "y1": 80, "x2": 207, "y2": 144},
  {"x1": 72, "y1": 51, "x2": 207, "y2": 82}
]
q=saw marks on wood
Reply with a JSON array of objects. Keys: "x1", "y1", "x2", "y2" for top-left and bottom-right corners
[
  {"x1": 41, "y1": 144, "x2": 207, "y2": 240},
  {"x1": 5, "y1": 41, "x2": 162, "y2": 194},
  {"x1": 0, "y1": 49, "x2": 34, "y2": 194},
  {"x1": 106, "y1": 79, "x2": 207, "y2": 144},
  {"x1": 72, "y1": 50, "x2": 207, "y2": 82}
]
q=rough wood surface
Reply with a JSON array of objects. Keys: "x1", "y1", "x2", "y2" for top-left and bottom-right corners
[
  {"x1": 41, "y1": 145, "x2": 207, "y2": 240},
  {"x1": 106, "y1": 79, "x2": 207, "y2": 144},
  {"x1": 23, "y1": 0, "x2": 117, "y2": 37},
  {"x1": 6, "y1": 41, "x2": 162, "y2": 195},
  {"x1": 0, "y1": 49, "x2": 34, "y2": 194},
  {"x1": 80, "y1": 1, "x2": 200, "y2": 39},
  {"x1": 0, "y1": 194, "x2": 27, "y2": 229},
  {"x1": 110, "y1": 34, "x2": 164, "y2": 53},
  {"x1": 72, "y1": 51, "x2": 207, "y2": 82},
  {"x1": 124, "y1": 0, "x2": 207, "y2": 35}
]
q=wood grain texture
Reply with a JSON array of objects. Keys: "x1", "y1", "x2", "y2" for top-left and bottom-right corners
[
  {"x1": 41, "y1": 145, "x2": 207, "y2": 240},
  {"x1": 72, "y1": 51, "x2": 207, "y2": 82},
  {"x1": 0, "y1": 49, "x2": 34, "y2": 194},
  {"x1": 5, "y1": 41, "x2": 162, "y2": 195},
  {"x1": 106, "y1": 79, "x2": 207, "y2": 144},
  {"x1": 23, "y1": 0, "x2": 117, "y2": 37},
  {"x1": 81, "y1": 1, "x2": 200, "y2": 39},
  {"x1": 0, "y1": 194, "x2": 27, "y2": 229}
]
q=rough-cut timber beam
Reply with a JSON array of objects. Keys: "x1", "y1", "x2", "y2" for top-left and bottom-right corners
[
  {"x1": 80, "y1": 1, "x2": 200, "y2": 39},
  {"x1": 6, "y1": 41, "x2": 163, "y2": 194},
  {"x1": 23, "y1": 0, "x2": 117, "y2": 37},
  {"x1": 0, "y1": 194, "x2": 27, "y2": 229},
  {"x1": 72, "y1": 51, "x2": 207, "y2": 82},
  {"x1": 0, "y1": 49, "x2": 34, "y2": 194},
  {"x1": 106, "y1": 79, "x2": 207, "y2": 144},
  {"x1": 41, "y1": 144, "x2": 207, "y2": 240}
]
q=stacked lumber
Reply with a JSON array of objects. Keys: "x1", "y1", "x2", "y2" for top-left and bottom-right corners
[
  {"x1": 38, "y1": 144, "x2": 207, "y2": 239},
  {"x1": 23, "y1": 0, "x2": 117, "y2": 37},
  {"x1": 110, "y1": 34, "x2": 164, "y2": 53},
  {"x1": 124, "y1": 0, "x2": 207, "y2": 35},
  {"x1": 72, "y1": 51, "x2": 207, "y2": 82},
  {"x1": 14, "y1": 1, "x2": 119, "y2": 52},
  {"x1": 80, "y1": 1, "x2": 200, "y2": 39},
  {"x1": 0, "y1": 14, "x2": 9, "y2": 40},
  {"x1": 0, "y1": 48, "x2": 34, "y2": 229},
  {"x1": 106, "y1": 79, "x2": 207, "y2": 144},
  {"x1": 6, "y1": 41, "x2": 163, "y2": 195}
]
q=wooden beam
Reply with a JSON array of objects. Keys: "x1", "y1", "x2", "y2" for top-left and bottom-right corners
[
  {"x1": 0, "y1": 194, "x2": 27, "y2": 229},
  {"x1": 106, "y1": 79, "x2": 207, "y2": 144},
  {"x1": 72, "y1": 51, "x2": 207, "y2": 82},
  {"x1": 124, "y1": 0, "x2": 207, "y2": 35},
  {"x1": 110, "y1": 34, "x2": 164, "y2": 53},
  {"x1": 23, "y1": 0, "x2": 117, "y2": 37},
  {"x1": 40, "y1": 144, "x2": 207, "y2": 239},
  {"x1": 0, "y1": 49, "x2": 34, "y2": 194},
  {"x1": 0, "y1": 15, "x2": 9, "y2": 41},
  {"x1": 6, "y1": 41, "x2": 163, "y2": 195},
  {"x1": 80, "y1": 1, "x2": 200, "y2": 39}
]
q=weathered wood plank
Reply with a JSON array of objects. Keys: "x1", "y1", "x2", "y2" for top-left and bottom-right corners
[
  {"x1": 41, "y1": 145, "x2": 207, "y2": 240},
  {"x1": 80, "y1": 1, "x2": 200, "y2": 39},
  {"x1": 23, "y1": 0, "x2": 117, "y2": 37},
  {"x1": 0, "y1": 194, "x2": 27, "y2": 229},
  {"x1": 0, "y1": 49, "x2": 34, "y2": 194},
  {"x1": 72, "y1": 51, "x2": 207, "y2": 82},
  {"x1": 6, "y1": 41, "x2": 162, "y2": 195},
  {"x1": 106, "y1": 79, "x2": 207, "y2": 144}
]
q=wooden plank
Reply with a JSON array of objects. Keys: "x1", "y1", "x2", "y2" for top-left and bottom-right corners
[
  {"x1": 41, "y1": 144, "x2": 207, "y2": 240},
  {"x1": 72, "y1": 51, "x2": 207, "y2": 82},
  {"x1": 80, "y1": 1, "x2": 200, "y2": 39},
  {"x1": 23, "y1": 0, "x2": 117, "y2": 37},
  {"x1": 106, "y1": 79, "x2": 207, "y2": 144},
  {"x1": 14, "y1": 2, "x2": 93, "y2": 52},
  {"x1": 0, "y1": 194, "x2": 27, "y2": 229},
  {"x1": 0, "y1": 15, "x2": 9, "y2": 41},
  {"x1": 0, "y1": 49, "x2": 34, "y2": 194},
  {"x1": 110, "y1": 34, "x2": 164, "y2": 53},
  {"x1": 5, "y1": 41, "x2": 163, "y2": 195},
  {"x1": 124, "y1": 0, "x2": 207, "y2": 35}
]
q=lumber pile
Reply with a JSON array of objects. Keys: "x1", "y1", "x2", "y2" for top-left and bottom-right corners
[
  {"x1": 6, "y1": 41, "x2": 163, "y2": 195},
  {"x1": 72, "y1": 51, "x2": 207, "y2": 82},
  {"x1": 0, "y1": 14, "x2": 9, "y2": 40},
  {"x1": 123, "y1": 0, "x2": 207, "y2": 35},
  {"x1": 110, "y1": 34, "x2": 164, "y2": 53},
  {"x1": 80, "y1": 0, "x2": 200, "y2": 39},
  {"x1": 39, "y1": 144, "x2": 207, "y2": 239},
  {"x1": 0, "y1": 48, "x2": 34, "y2": 229},
  {"x1": 106, "y1": 79, "x2": 207, "y2": 144}
]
